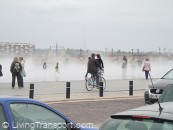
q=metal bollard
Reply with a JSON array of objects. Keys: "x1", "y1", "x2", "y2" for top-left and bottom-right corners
[
  {"x1": 99, "y1": 82, "x2": 103, "y2": 97},
  {"x1": 129, "y1": 81, "x2": 133, "y2": 96},
  {"x1": 66, "y1": 82, "x2": 70, "y2": 99},
  {"x1": 29, "y1": 84, "x2": 34, "y2": 99}
]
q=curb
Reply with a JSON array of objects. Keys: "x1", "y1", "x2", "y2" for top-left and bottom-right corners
[{"x1": 45, "y1": 95, "x2": 144, "y2": 104}]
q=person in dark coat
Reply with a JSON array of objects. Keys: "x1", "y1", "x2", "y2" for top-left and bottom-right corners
[
  {"x1": 85, "y1": 57, "x2": 91, "y2": 78},
  {"x1": 95, "y1": 54, "x2": 104, "y2": 79},
  {"x1": 10, "y1": 57, "x2": 22, "y2": 88},
  {"x1": 86, "y1": 53, "x2": 102, "y2": 87},
  {"x1": 96, "y1": 54, "x2": 104, "y2": 68},
  {"x1": 0, "y1": 64, "x2": 3, "y2": 77}
]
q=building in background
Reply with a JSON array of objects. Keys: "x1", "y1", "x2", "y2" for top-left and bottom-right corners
[{"x1": 0, "y1": 42, "x2": 35, "y2": 55}]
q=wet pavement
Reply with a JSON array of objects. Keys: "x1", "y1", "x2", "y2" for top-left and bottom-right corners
[{"x1": 0, "y1": 79, "x2": 152, "y2": 102}]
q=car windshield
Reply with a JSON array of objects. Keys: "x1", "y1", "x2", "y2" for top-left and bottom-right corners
[
  {"x1": 159, "y1": 84, "x2": 173, "y2": 103},
  {"x1": 99, "y1": 117, "x2": 173, "y2": 130},
  {"x1": 162, "y1": 69, "x2": 173, "y2": 79}
]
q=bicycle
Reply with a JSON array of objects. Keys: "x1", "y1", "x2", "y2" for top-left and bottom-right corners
[{"x1": 85, "y1": 70, "x2": 106, "y2": 91}]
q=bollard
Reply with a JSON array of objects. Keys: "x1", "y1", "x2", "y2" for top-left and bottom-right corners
[
  {"x1": 99, "y1": 82, "x2": 103, "y2": 97},
  {"x1": 66, "y1": 82, "x2": 70, "y2": 99},
  {"x1": 29, "y1": 84, "x2": 34, "y2": 99},
  {"x1": 129, "y1": 81, "x2": 133, "y2": 96}
]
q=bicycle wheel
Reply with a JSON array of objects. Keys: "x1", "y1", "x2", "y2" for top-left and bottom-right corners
[
  {"x1": 100, "y1": 77, "x2": 106, "y2": 90},
  {"x1": 85, "y1": 78, "x2": 94, "y2": 91}
]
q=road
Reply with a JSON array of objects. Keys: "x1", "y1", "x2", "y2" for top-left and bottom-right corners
[{"x1": 50, "y1": 97, "x2": 147, "y2": 128}]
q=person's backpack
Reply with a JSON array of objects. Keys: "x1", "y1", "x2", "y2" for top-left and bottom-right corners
[{"x1": 13, "y1": 62, "x2": 21, "y2": 73}]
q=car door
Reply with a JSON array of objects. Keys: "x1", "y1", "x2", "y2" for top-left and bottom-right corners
[
  {"x1": 7, "y1": 102, "x2": 78, "y2": 130},
  {"x1": 0, "y1": 104, "x2": 9, "y2": 130}
]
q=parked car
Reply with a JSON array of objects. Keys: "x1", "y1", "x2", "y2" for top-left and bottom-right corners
[
  {"x1": 0, "y1": 97, "x2": 98, "y2": 130},
  {"x1": 99, "y1": 102, "x2": 173, "y2": 130},
  {"x1": 144, "y1": 68, "x2": 173, "y2": 104},
  {"x1": 159, "y1": 84, "x2": 173, "y2": 103}
]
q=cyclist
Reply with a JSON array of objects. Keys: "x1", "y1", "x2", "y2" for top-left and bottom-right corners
[
  {"x1": 86, "y1": 53, "x2": 102, "y2": 88},
  {"x1": 85, "y1": 57, "x2": 91, "y2": 78},
  {"x1": 95, "y1": 54, "x2": 104, "y2": 80}
]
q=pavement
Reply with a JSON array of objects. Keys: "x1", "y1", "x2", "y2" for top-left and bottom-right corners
[{"x1": 0, "y1": 79, "x2": 152, "y2": 102}]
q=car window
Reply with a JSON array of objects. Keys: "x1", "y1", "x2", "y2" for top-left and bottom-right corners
[
  {"x1": 162, "y1": 69, "x2": 173, "y2": 79},
  {"x1": 159, "y1": 84, "x2": 173, "y2": 103},
  {"x1": 0, "y1": 104, "x2": 8, "y2": 130},
  {"x1": 10, "y1": 103, "x2": 68, "y2": 130},
  {"x1": 99, "y1": 118, "x2": 173, "y2": 130}
]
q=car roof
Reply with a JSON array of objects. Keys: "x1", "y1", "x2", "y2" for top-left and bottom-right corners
[
  {"x1": 112, "y1": 102, "x2": 173, "y2": 120},
  {"x1": 0, "y1": 97, "x2": 38, "y2": 102},
  {"x1": 0, "y1": 97, "x2": 77, "y2": 125}
]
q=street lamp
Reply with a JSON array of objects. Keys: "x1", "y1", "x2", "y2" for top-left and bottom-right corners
[{"x1": 131, "y1": 49, "x2": 134, "y2": 55}]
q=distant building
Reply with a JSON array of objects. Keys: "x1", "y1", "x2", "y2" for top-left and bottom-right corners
[{"x1": 0, "y1": 42, "x2": 35, "y2": 55}]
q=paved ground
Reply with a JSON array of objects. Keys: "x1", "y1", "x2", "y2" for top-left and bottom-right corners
[
  {"x1": 50, "y1": 97, "x2": 146, "y2": 128},
  {"x1": 0, "y1": 79, "x2": 153, "y2": 102},
  {"x1": 0, "y1": 79, "x2": 150, "y2": 128}
]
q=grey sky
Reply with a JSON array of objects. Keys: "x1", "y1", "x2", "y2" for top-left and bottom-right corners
[{"x1": 0, "y1": 0, "x2": 173, "y2": 52}]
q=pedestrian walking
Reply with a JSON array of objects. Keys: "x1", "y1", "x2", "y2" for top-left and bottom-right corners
[
  {"x1": 55, "y1": 62, "x2": 59, "y2": 73},
  {"x1": 43, "y1": 62, "x2": 47, "y2": 69},
  {"x1": 142, "y1": 58, "x2": 151, "y2": 80},
  {"x1": 122, "y1": 56, "x2": 127, "y2": 69},
  {"x1": 122, "y1": 56, "x2": 128, "y2": 79},
  {"x1": 10, "y1": 57, "x2": 22, "y2": 88},
  {"x1": 19, "y1": 57, "x2": 26, "y2": 87},
  {"x1": 0, "y1": 64, "x2": 3, "y2": 77}
]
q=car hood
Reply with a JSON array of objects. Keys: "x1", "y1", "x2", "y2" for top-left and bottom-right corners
[{"x1": 149, "y1": 79, "x2": 173, "y2": 89}]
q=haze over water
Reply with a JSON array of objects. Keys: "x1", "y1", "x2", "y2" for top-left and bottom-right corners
[{"x1": 0, "y1": 55, "x2": 173, "y2": 83}]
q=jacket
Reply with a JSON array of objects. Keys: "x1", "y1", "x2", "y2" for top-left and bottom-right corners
[
  {"x1": 87, "y1": 58, "x2": 102, "y2": 74},
  {"x1": 10, "y1": 61, "x2": 22, "y2": 73},
  {"x1": 143, "y1": 61, "x2": 151, "y2": 71}
]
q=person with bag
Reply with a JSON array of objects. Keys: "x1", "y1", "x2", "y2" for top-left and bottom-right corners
[
  {"x1": 10, "y1": 57, "x2": 22, "y2": 88},
  {"x1": 142, "y1": 58, "x2": 151, "y2": 80},
  {"x1": 0, "y1": 64, "x2": 3, "y2": 77},
  {"x1": 19, "y1": 57, "x2": 26, "y2": 88}
]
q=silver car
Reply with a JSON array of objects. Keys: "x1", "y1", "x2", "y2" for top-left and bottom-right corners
[{"x1": 144, "y1": 68, "x2": 173, "y2": 104}]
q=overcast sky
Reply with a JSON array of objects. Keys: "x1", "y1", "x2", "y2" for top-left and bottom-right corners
[{"x1": 0, "y1": 0, "x2": 173, "y2": 52}]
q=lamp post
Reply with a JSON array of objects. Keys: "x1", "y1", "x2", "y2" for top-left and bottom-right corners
[
  {"x1": 131, "y1": 49, "x2": 134, "y2": 55},
  {"x1": 50, "y1": 43, "x2": 64, "y2": 57}
]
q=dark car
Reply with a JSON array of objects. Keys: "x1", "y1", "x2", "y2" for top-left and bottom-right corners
[
  {"x1": 144, "y1": 68, "x2": 173, "y2": 104},
  {"x1": 0, "y1": 97, "x2": 98, "y2": 130},
  {"x1": 99, "y1": 102, "x2": 173, "y2": 130}
]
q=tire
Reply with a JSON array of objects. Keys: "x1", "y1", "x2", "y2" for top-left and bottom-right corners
[
  {"x1": 85, "y1": 78, "x2": 94, "y2": 91},
  {"x1": 100, "y1": 77, "x2": 106, "y2": 90}
]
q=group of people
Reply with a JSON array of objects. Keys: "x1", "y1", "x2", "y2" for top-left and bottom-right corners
[
  {"x1": 122, "y1": 55, "x2": 151, "y2": 80},
  {"x1": 10, "y1": 57, "x2": 26, "y2": 88},
  {"x1": 1, "y1": 54, "x2": 151, "y2": 89},
  {"x1": 42, "y1": 62, "x2": 59, "y2": 73},
  {"x1": 85, "y1": 53, "x2": 104, "y2": 87}
]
